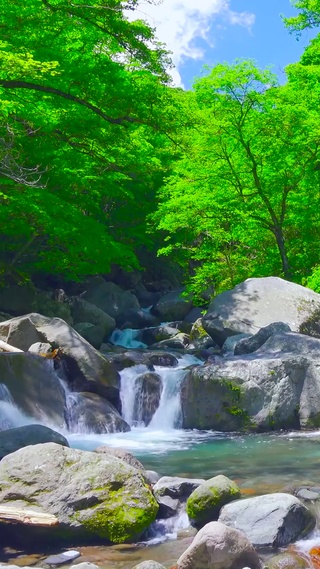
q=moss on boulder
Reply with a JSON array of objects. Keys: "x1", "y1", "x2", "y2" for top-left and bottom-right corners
[{"x1": 186, "y1": 474, "x2": 241, "y2": 527}]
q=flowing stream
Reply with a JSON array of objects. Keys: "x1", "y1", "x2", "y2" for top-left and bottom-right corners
[{"x1": 3, "y1": 329, "x2": 320, "y2": 566}]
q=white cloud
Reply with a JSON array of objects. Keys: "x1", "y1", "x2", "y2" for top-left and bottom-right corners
[{"x1": 126, "y1": 1, "x2": 256, "y2": 86}]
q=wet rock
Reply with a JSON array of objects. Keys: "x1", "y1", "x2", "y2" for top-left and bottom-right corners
[
  {"x1": 186, "y1": 475, "x2": 241, "y2": 527},
  {"x1": 0, "y1": 424, "x2": 69, "y2": 460},
  {"x1": 219, "y1": 492, "x2": 315, "y2": 548},
  {"x1": 0, "y1": 314, "x2": 120, "y2": 410},
  {"x1": 139, "y1": 326, "x2": 181, "y2": 347},
  {"x1": 83, "y1": 281, "x2": 140, "y2": 325},
  {"x1": 296, "y1": 488, "x2": 320, "y2": 501},
  {"x1": 150, "y1": 334, "x2": 190, "y2": 350},
  {"x1": 0, "y1": 352, "x2": 66, "y2": 429},
  {"x1": 176, "y1": 521, "x2": 261, "y2": 569},
  {"x1": 68, "y1": 392, "x2": 130, "y2": 434},
  {"x1": 267, "y1": 552, "x2": 309, "y2": 569},
  {"x1": 145, "y1": 470, "x2": 161, "y2": 484},
  {"x1": 147, "y1": 352, "x2": 179, "y2": 367},
  {"x1": 222, "y1": 333, "x2": 251, "y2": 354},
  {"x1": 132, "y1": 373, "x2": 163, "y2": 426},
  {"x1": 156, "y1": 495, "x2": 180, "y2": 519},
  {"x1": 73, "y1": 323, "x2": 105, "y2": 350}
]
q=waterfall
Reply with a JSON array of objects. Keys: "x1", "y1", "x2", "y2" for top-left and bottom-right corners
[{"x1": 120, "y1": 354, "x2": 200, "y2": 430}]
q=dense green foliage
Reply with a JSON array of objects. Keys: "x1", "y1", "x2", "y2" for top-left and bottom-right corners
[{"x1": 1, "y1": 0, "x2": 320, "y2": 297}]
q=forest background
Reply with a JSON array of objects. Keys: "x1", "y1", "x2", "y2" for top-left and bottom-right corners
[{"x1": 1, "y1": 0, "x2": 320, "y2": 302}]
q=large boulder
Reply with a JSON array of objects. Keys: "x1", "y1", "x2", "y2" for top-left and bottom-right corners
[
  {"x1": 151, "y1": 289, "x2": 193, "y2": 322},
  {"x1": 186, "y1": 475, "x2": 241, "y2": 527},
  {"x1": 132, "y1": 373, "x2": 163, "y2": 426},
  {"x1": 139, "y1": 326, "x2": 181, "y2": 346},
  {"x1": 180, "y1": 349, "x2": 320, "y2": 431},
  {"x1": 70, "y1": 297, "x2": 116, "y2": 339},
  {"x1": 73, "y1": 322, "x2": 105, "y2": 350},
  {"x1": 94, "y1": 446, "x2": 145, "y2": 472},
  {"x1": 176, "y1": 521, "x2": 261, "y2": 569},
  {"x1": 0, "y1": 285, "x2": 37, "y2": 316},
  {"x1": 83, "y1": 281, "x2": 140, "y2": 325},
  {"x1": 0, "y1": 314, "x2": 120, "y2": 409},
  {"x1": 0, "y1": 424, "x2": 69, "y2": 460},
  {"x1": 0, "y1": 443, "x2": 159, "y2": 544},
  {"x1": 205, "y1": 277, "x2": 320, "y2": 339},
  {"x1": 219, "y1": 493, "x2": 315, "y2": 548},
  {"x1": 0, "y1": 352, "x2": 66, "y2": 429},
  {"x1": 67, "y1": 392, "x2": 130, "y2": 434}
]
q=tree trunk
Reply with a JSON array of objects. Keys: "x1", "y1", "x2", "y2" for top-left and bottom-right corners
[{"x1": 273, "y1": 225, "x2": 292, "y2": 280}]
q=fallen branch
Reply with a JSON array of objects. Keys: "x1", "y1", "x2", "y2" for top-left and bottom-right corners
[
  {"x1": 0, "y1": 340, "x2": 23, "y2": 353},
  {"x1": 0, "y1": 505, "x2": 59, "y2": 526}
]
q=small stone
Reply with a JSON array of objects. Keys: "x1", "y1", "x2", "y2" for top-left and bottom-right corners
[
  {"x1": 296, "y1": 489, "x2": 320, "y2": 501},
  {"x1": 73, "y1": 564, "x2": 99, "y2": 569},
  {"x1": 44, "y1": 550, "x2": 81, "y2": 565}
]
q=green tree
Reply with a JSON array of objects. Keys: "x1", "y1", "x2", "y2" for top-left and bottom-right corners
[
  {"x1": 155, "y1": 61, "x2": 320, "y2": 296},
  {"x1": 0, "y1": 0, "x2": 176, "y2": 282},
  {"x1": 283, "y1": 0, "x2": 320, "y2": 32}
]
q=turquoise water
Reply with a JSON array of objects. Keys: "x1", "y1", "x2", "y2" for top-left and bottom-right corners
[{"x1": 69, "y1": 429, "x2": 320, "y2": 492}]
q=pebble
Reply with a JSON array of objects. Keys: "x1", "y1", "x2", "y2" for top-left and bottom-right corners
[{"x1": 296, "y1": 488, "x2": 320, "y2": 501}]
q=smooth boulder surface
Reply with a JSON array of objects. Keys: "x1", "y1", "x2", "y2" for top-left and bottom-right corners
[
  {"x1": 219, "y1": 493, "x2": 315, "y2": 548},
  {"x1": 177, "y1": 521, "x2": 261, "y2": 569},
  {"x1": 0, "y1": 352, "x2": 66, "y2": 429},
  {"x1": 0, "y1": 314, "x2": 120, "y2": 408},
  {"x1": 94, "y1": 446, "x2": 145, "y2": 472},
  {"x1": 0, "y1": 424, "x2": 69, "y2": 460},
  {"x1": 0, "y1": 443, "x2": 158, "y2": 544},
  {"x1": 205, "y1": 277, "x2": 320, "y2": 336},
  {"x1": 186, "y1": 475, "x2": 241, "y2": 527},
  {"x1": 181, "y1": 349, "x2": 320, "y2": 430},
  {"x1": 70, "y1": 297, "x2": 116, "y2": 339},
  {"x1": 153, "y1": 476, "x2": 205, "y2": 519},
  {"x1": 132, "y1": 563, "x2": 166, "y2": 569}
]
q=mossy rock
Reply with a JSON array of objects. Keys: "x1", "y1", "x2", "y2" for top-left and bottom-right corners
[{"x1": 186, "y1": 474, "x2": 241, "y2": 527}]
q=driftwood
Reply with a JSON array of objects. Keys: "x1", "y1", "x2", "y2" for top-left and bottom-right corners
[
  {"x1": 0, "y1": 340, "x2": 23, "y2": 353},
  {"x1": 0, "y1": 505, "x2": 58, "y2": 526}
]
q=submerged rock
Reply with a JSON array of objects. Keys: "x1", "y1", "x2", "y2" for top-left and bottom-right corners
[
  {"x1": 67, "y1": 392, "x2": 130, "y2": 434},
  {"x1": 132, "y1": 373, "x2": 163, "y2": 426},
  {"x1": 0, "y1": 443, "x2": 158, "y2": 545}
]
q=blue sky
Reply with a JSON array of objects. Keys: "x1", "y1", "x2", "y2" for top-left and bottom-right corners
[{"x1": 130, "y1": 1, "x2": 318, "y2": 88}]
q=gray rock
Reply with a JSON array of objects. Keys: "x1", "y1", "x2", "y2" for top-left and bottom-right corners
[
  {"x1": 186, "y1": 475, "x2": 241, "y2": 527},
  {"x1": 145, "y1": 470, "x2": 161, "y2": 484},
  {"x1": 267, "y1": 552, "x2": 309, "y2": 569},
  {"x1": 222, "y1": 334, "x2": 251, "y2": 355},
  {"x1": 73, "y1": 322, "x2": 105, "y2": 350},
  {"x1": 181, "y1": 352, "x2": 320, "y2": 431},
  {"x1": 94, "y1": 446, "x2": 145, "y2": 472},
  {"x1": 0, "y1": 314, "x2": 120, "y2": 409},
  {"x1": 152, "y1": 289, "x2": 193, "y2": 322},
  {"x1": 45, "y1": 550, "x2": 80, "y2": 565},
  {"x1": 257, "y1": 331, "x2": 320, "y2": 356},
  {"x1": 153, "y1": 476, "x2": 205, "y2": 499},
  {"x1": 176, "y1": 521, "x2": 261, "y2": 569},
  {"x1": 147, "y1": 352, "x2": 179, "y2": 367},
  {"x1": 201, "y1": 312, "x2": 240, "y2": 347},
  {"x1": 156, "y1": 494, "x2": 180, "y2": 518},
  {"x1": 132, "y1": 373, "x2": 163, "y2": 426},
  {"x1": 0, "y1": 443, "x2": 158, "y2": 544},
  {"x1": 83, "y1": 281, "x2": 140, "y2": 325},
  {"x1": 36, "y1": 292, "x2": 73, "y2": 325},
  {"x1": 67, "y1": 392, "x2": 130, "y2": 434},
  {"x1": 117, "y1": 308, "x2": 159, "y2": 330},
  {"x1": 0, "y1": 353, "x2": 66, "y2": 429},
  {"x1": 205, "y1": 276, "x2": 320, "y2": 335},
  {"x1": 234, "y1": 322, "x2": 291, "y2": 355},
  {"x1": 70, "y1": 297, "x2": 116, "y2": 339},
  {"x1": 0, "y1": 285, "x2": 37, "y2": 316},
  {"x1": 150, "y1": 333, "x2": 190, "y2": 350},
  {"x1": 0, "y1": 424, "x2": 69, "y2": 460},
  {"x1": 184, "y1": 307, "x2": 205, "y2": 323},
  {"x1": 219, "y1": 493, "x2": 315, "y2": 548},
  {"x1": 296, "y1": 488, "x2": 320, "y2": 501},
  {"x1": 139, "y1": 326, "x2": 181, "y2": 346}
]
